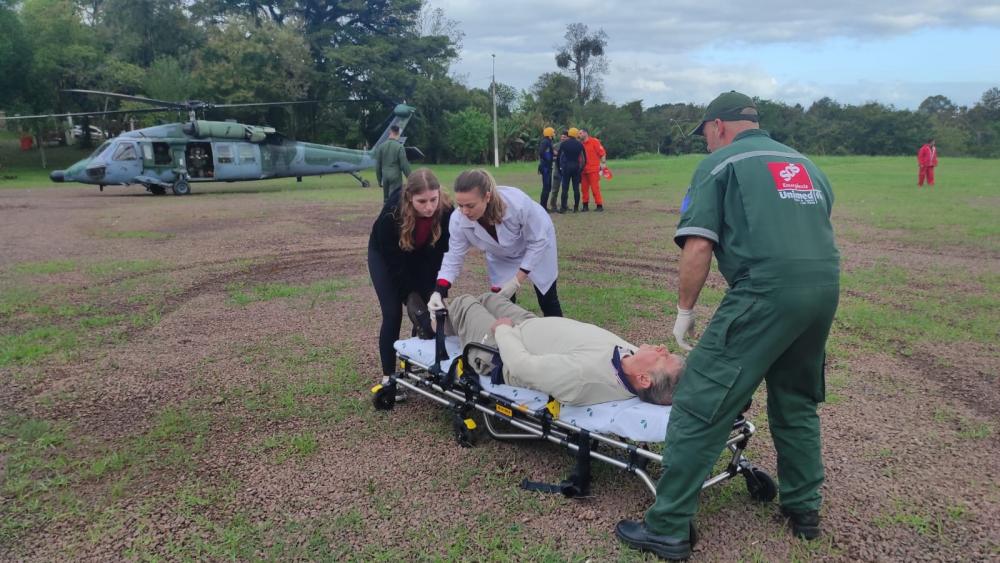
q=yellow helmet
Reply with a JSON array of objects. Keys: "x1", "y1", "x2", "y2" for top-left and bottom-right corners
[
  {"x1": 543, "y1": 126, "x2": 554, "y2": 137},
  {"x1": 567, "y1": 127, "x2": 579, "y2": 138}
]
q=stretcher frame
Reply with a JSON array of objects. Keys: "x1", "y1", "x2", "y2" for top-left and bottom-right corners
[{"x1": 372, "y1": 311, "x2": 777, "y2": 501}]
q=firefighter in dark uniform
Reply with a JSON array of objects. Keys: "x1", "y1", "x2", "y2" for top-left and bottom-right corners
[
  {"x1": 538, "y1": 127, "x2": 555, "y2": 210},
  {"x1": 615, "y1": 91, "x2": 841, "y2": 561}
]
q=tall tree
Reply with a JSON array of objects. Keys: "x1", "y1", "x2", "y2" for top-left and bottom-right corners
[
  {"x1": 555, "y1": 23, "x2": 608, "y2": 103},
  {"x1": 532, "y1": 72, "x2": 576, "y2": 125},
  {"x1": 0, "y1": 3, "x2": 32, "y2": 108}
]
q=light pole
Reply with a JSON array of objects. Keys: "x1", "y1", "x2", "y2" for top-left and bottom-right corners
[{"x1": 491, "y1": 54, "x2": 499, "y2": 168}]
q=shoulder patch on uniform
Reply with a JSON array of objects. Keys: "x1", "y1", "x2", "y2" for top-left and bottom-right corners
[{"x1": 680, "y1": 186, "x2": 692, "y2": 213}]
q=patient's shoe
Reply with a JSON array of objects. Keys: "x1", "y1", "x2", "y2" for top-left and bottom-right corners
[
  {"x1": 405, "y1": 292, "x2": 435, "y2": 339},
  {"x1": 615, "y1": 520, "x2": 693, "y2": 561},
  {"x1": 381, "y1": 376, "x2": 407, "y2": 402},
  {"x1": 781, "y1": 507, "x2": 821, "y2": 540}
]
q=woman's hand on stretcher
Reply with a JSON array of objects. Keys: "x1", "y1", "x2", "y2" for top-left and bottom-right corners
[{"x1": 428, "y1": 291, "x2": 446, "y2": 313}]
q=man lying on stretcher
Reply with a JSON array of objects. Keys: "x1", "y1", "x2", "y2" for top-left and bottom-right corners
[{"x1": 447, "y1": 293, "x2": 685, "y2": 406}]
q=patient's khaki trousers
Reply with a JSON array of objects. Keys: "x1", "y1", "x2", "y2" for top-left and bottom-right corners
[
  {"x1": 447, "y1": 293, "x2": 537, "y2": 375},
  {"x1": 645, "y1": 283, "x2": 839, "y2": 538}
]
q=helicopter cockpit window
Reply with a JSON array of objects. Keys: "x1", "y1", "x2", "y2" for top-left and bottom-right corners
[
  {"x1": 112, "y1": 143, "x2": 138, "y2": 161},
  {"x1": 216, "y1": 144, "x2": 234, "y2": 164},
  {"x1": 89, "y1": 141, "x2": 112, "y2": 159}
]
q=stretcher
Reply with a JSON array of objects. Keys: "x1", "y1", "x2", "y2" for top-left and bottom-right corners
[{"x1": 372, "y1": 311, "x2": 777, "y2": 500}]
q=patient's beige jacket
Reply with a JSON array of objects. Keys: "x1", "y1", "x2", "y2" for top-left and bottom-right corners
[{"x1": 493, "y1": 317, "x2": 636, "y2": 406}]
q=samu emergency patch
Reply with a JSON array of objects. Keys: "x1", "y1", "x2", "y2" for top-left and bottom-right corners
[{"x1": 767, "y1": 162, "x2": 823, "y2": 204}]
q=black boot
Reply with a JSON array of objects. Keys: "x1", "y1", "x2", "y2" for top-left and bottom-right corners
[
  {"x1": 581, "y1": 202, "x2": 589, "y2": 212},
  {"x1": 615, "y1": 520, "x2": 695, "y2": 561},
  {"x1": 595, "y1": 205, "x2": 604, "y2": 212},
  {"x1": 406, "y1": 292, "x2": 434, "y2": 339},
  {"x1": 781, "y1": 508, "x2": 821, "y2": 540}
]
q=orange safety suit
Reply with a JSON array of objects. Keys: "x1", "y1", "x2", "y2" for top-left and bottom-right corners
[
  {"x1": 581, "y1": 136, "x2": 607, "y2": 205},
  {"x1": 917, "y1": 143, "x2": 938, "y2": 186}
]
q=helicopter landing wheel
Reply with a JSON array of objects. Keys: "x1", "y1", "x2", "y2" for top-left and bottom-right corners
[
  {"x1": 361, "y1": 179, "x2": 371, "y2": 188},
  {"x1": 172, "y1": 179, "x2": 191, "y2": 196}
]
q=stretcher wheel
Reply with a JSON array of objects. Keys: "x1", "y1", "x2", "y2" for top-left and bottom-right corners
[
  {"x1": 452, "y1": 415, "x2": 478, "y2": 448},
  {"x1": 744, "y1": 467, "x2": 777, "y2": 502},
  {"x1": 372, "y1": 385, "x2": 396, "y2": 411}
]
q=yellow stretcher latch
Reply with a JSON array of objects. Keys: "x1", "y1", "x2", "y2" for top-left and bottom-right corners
[
  {"x1": 496, "y1": 404, "x2": 513, "y2": 417},
  {"x1": 456, "y1": 358, "x2": 464, "y2": 377},
  {"x1": 463, "y1": 418, "x2": 476, "y2": 430},
  {"x1": 371, "y1": 384, "x2": 384, "y2": 394},
  {"x1": 546, "y1": 400, "x2": 561, "y2": 418}
]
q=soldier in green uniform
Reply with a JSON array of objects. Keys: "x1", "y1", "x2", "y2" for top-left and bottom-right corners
[
  {"x1": 373, "y1": 124, "x2": 412, "y2": 202},
  {"x1": 615, "y1": 91, "x2": 841, "y2": 561}
]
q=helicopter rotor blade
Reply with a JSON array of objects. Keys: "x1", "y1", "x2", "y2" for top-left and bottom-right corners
[
  {"x1": 63, "y1": 89, "x2": 186, "y2": 109},
  {"x1": 3, "y1": 107, "x2": 184, "y2": 121},
  {"x1": 210, "y1": 101, "x2": 319, "y2": 110}
]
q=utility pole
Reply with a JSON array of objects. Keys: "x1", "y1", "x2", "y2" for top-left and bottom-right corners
[{"x1": 491, "y1": 53, "x2": 499, "y2": 168}]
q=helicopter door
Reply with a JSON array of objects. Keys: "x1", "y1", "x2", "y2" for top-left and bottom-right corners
[
  {"x1": 213, "y1": 142, "x2": 260, "y2": 181},
  {"x1": 109, "y1": 141, "x2": 142, "y2": 184},
  {"x1": 185, "y1": 142, "x2": 214, "y2": 179}
]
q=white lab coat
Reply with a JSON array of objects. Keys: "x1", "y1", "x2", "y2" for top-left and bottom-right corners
[{"x1": 438, "y1": 186, "x2": 559, "y2": 294}]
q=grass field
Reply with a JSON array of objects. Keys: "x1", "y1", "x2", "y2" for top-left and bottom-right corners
[{"x1": 1, "y1": 150, "x2": 998, "y2": 560}]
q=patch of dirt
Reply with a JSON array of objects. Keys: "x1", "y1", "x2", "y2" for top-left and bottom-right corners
[{"x1": 2, "y1": 184, "x2": 998, "y2": 561}]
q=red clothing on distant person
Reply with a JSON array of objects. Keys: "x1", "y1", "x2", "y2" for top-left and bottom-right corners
[
  {"x1": 581, "y1": 136, "x2": 607, "y2": 205},
  {"x1": 582, "y1": 137, "x2": 606, "y2": 173},
  {"x1": 917, "y1": 143, "x2": 938, "y2": 186}
]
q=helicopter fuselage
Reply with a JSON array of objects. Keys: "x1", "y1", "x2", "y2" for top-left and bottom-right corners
[
  {"x1": 49, "y1": 103, "x2": 414, "y2": 194},
  {"x1": 50, "y1": 122, "x2": 374, "y2": 193}
]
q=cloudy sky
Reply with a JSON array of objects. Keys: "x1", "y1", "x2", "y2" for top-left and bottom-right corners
[{"x1": 429, "y1": 0, "x2": 1000, "y2": 109}]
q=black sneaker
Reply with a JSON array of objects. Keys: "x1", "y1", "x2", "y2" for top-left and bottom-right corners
[
  {"x1": 558, "y1": 207, "x2": 568, "y2": 214},
  {"x1": 581, "y1": 203, "x2": 590, "y2": 212},
  {"x1": 615, "y1": 520, "x2": 693, "y2": 561},
  {"x1": 781, "y1": 508, "x2": 821, "y2": 540},
  {"x1": 595, "y1": 205, "x2": 604, "y2": 212}
]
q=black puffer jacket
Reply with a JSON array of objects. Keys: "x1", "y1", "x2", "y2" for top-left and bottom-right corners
[{"x1": 368, "y1": 188, "x2": 452, "y2": 300}]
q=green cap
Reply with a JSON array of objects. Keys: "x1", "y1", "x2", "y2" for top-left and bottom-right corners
[{"x1": 690, "y1": 91, "x2": 759, "y2": 136}]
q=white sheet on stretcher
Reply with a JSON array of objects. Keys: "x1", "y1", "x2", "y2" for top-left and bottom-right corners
[{"x1": 394, "y1": 337, "x2": 670, "y2": 443}]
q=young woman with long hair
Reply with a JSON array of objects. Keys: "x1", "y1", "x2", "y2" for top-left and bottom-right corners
[
  {"x1": 428, "y1": 169, "x2": 562, "y2": 317},
  {"x1": 368, "y1": 169, "x2": 453, "y2": 391}
]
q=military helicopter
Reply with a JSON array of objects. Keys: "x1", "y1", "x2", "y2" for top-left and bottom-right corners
[{"x1": 5, "y1": 90, "x2": 416, "y2": 195}]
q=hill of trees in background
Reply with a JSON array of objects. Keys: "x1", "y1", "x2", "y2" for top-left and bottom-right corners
[{"x1": 2, "y1": 0, "x2": 998, "y2": 162}]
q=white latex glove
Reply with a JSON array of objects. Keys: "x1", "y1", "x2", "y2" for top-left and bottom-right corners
[
  {"x1": 497, "y1": 277, "x2": 521, "y2": 299},
  {"x1": 427, "y1": 291, "x2": 446, "y2": 313},
  {"x1": 673, "y1": 307, "x2": 696, "y2": 351}
]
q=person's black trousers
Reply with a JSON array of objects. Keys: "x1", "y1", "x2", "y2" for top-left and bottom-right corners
[
  {"x1": 368, "y1": 244, "x2": 405, "y2": 376},
  {"x1": 510, "y1": 279, "x2": 563, "y2": 317},
  {"x1": 560, "y1": 165, "x2": 581, "y2": 210},
  {"x1": 539, "y1": 164, "x2": 553, "y2": 209}
]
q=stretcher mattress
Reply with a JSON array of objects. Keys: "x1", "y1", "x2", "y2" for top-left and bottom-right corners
[{"x1": 394, "y1": 337, "x2": 670, "y2": 442}]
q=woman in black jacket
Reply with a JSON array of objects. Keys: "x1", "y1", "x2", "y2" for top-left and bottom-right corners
[{"x1": 368, "y1": 168, "x2": 452, "y2": 390}]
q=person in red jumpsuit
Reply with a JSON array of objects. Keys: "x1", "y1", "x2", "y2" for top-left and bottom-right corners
[
  {"x1": 917, "y1": 139, "x2": 938, "y2": 187},
  {"x1": 579, "y1": 128, "x2": 607, "y2": 212}
]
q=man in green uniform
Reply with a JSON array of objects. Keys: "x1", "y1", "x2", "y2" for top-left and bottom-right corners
[
  {"x1": 373, "y1": 124, "x2": 411, "y2": 202},
  {"x1": 615, "y1": 91, "x2": 840, "y2": 561}
]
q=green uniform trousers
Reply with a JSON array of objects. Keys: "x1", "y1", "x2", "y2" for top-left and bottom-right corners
[{"x1": 645, "y1": 283, "x2": 839, "y2": 538}]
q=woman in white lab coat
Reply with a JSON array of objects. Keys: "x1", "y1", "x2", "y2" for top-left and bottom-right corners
[{"x1": 428, "y1": 169, "x2": 562, "y2": 317}]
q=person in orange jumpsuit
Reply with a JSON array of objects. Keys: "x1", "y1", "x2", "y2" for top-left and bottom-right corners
[
  {"x1": 917, "y1": 139, "x2": 937, "y2": 187},
  {"x1": 578, "y1": 129, "x2": 607, "y2": 212}
]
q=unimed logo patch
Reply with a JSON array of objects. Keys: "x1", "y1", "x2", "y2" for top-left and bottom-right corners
[{"x1": 767, "y1": 162, "x2": 814, "y2": 191}]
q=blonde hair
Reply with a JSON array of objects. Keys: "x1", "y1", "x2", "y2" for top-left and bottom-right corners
[
  {"x1": 454, "y1": 169, "x2": 506, "y2": 226},
  {"x1": 397, "y1": 168, "x2": 452, "y2": 251}
]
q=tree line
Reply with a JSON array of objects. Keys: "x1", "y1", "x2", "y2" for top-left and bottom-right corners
[{"x1": 1, "y1": 1, "x2": 998, "y2": 161}]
